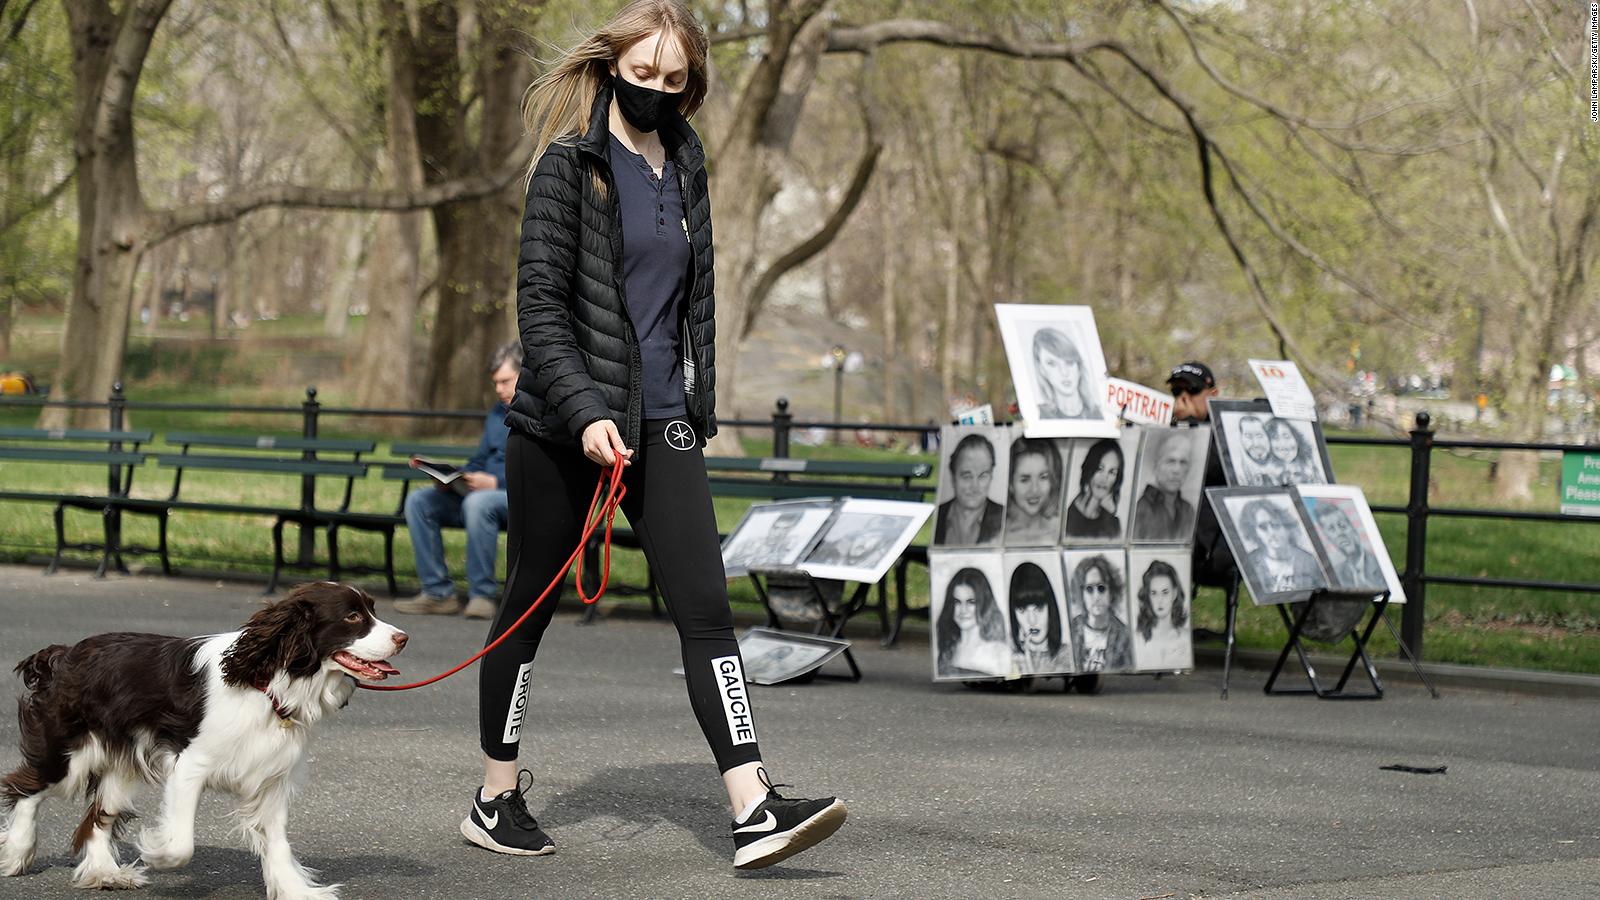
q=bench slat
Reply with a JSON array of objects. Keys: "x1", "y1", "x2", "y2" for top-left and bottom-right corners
[
  {"x1": 389, "y1": 442, "x2": 476, "y2": 458},
  {"x1": 0, "y1": 448, "x2": 147, "y2": 465},
  {"x1": 152, "y1": 454, "x2": 368, "y2": 477},
  {"x1": 0, "y1": 428, "x2": 154, "y2": 443},
  {"x1": 704, "y1": 456, "x2": 930, "y2": 478},
  {"x1": 164, "y1": 432, "x2": 376, "y2": 453}
]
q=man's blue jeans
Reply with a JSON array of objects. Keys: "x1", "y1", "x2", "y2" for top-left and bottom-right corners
[{"x1": 404, "y1": 487, "x2": 508, "y2": 600}]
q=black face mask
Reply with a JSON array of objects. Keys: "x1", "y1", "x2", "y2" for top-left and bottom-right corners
[{"x1": 612, "y1": 73, "x2": 677, "y2": 134}]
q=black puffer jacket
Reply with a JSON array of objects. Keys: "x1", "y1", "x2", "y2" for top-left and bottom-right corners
[{"x1": 506, "y1": 82, "x2": 717, "y2": 450}]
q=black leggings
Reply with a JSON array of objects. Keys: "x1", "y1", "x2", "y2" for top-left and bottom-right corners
[{"x1": 479, "y1": 418, "x2": 763, "y2": 773}]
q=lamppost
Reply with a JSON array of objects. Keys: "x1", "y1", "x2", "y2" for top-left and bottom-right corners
[{"x1": 824, "y1": 345, "x2": 863, "y2": 446}]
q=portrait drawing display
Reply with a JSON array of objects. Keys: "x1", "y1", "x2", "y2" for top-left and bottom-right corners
[
  {"x1": 995, "y1": 304, "x2": 1118, "y2": 439},
  {"x1": 929, "y1": 551, "x2": 1011, "y2": 681}
]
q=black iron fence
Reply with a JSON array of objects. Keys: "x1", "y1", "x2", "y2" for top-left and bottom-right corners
[{"x1": 5, "y1": 390, "x2": 1598, "y2": 661}]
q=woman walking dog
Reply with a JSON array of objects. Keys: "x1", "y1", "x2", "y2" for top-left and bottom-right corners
[{"x1": 457, "y1": 0, "x2": 846, "y2": 870}]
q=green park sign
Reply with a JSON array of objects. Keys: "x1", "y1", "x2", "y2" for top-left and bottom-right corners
[{"x1": 1560, "y1": 451, "x2": 1600, "y2": 517}]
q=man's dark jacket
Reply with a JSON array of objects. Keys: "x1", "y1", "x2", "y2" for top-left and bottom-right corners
[{"x1": 507, "y1": 82, "x2": 716, "y2": 450}]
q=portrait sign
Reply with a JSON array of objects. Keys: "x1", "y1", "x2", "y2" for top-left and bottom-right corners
[
  {"x1": 1105, "y1": 377, "x2": 1174, "y2": 426},
  {"x1": 1206, "y1": 486, "x2": 1329, "y2": 605},
  {"x1": 1294, "y1": 484, "x2": 1405, "y2": 604},
  {"x1": 1127, "y1": 425, "x2": 1211, "y2": 544},
  {"x1": 1002, "y1": 551, "x2": 1075, "y2": 677},
  {"x1": 994, "y1": 304, "x2": 1119, "y2": 439},
  {"x1": 929, "y1": 550, "x2": 1011, "y2": 682},
  {"x1": 721, "y1": 499, "x2": 836, "y2": 578},
  {"x1": 1060, "y1": 430, "x2": 1142, "y2": 547},
  {"x1": 933, "y1": 425, "x2": 1010, "y2": 548},
  {"x1": 1061, "y1": 549, "x2": 1135, "y2": 674},
  {"x1": 1208, "y1": 399, "x2": 1334, "y2": 488},
  {"x1": 800, "y1": 498, "x2": 934, "y2": 584},
  {"x1": 1126, "y1": 549, "x2": 1194, "y2": 672}
]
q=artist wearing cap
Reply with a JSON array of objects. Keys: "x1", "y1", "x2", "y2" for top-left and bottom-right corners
[
  {"x1": 1167, "y1": 361, "x2": 1219, "y2": 423},
  {"x1": 1165, "y1": 360, "x2": 1235, "y2": 638}
]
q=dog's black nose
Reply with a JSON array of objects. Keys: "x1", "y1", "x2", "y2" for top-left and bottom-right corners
[{"x1": 392, "y1": 631, "x2": 408, "y2": 650}]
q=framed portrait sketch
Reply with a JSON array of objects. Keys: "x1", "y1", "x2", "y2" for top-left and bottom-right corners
[
  {"x1": 1294, "y1": 485, "x2": 1405, "y2": 604},
  {"x1": 1003, "y1": 551, "x2": 1075, "y2": 677},
  {"x1": 1002, "y1": 436, "x2": 1067, "y2": 547},
  {"x1": 1126, "y1": 550, "x2": 1194, "y2": 672},
  {"x1": 799, "y1": 498, "x2": 934, "y2": 584},
  {"x1": 1061, "y1": 549, "x2": 1134, "y2": 674},
  {"x1": 1060, "y1": 430, "x2": 1142, "y2": 546},
  {"x1": 721, "y1": 499, "x2": 836, "y2": 578},
  {"x1": 1128, "y1": 425, "x2": 1210, "y2": 544},
  {"x1": 1208, "y1": 399, "x2": 1334, "y2": 487},
  {"x1": 1207, "y1": 486, "x2": 1329, "y2": 605},
  {"x1": 932, "y1": 424, "x2": 1010, "y2": 548},
  {"x1": 994, "y1": 304, "x2": 1119, "y2": 439},
  {"x1": 929, "y1": 550, "x2": 1010, "y2": 681},
  {"x1": 736, "y1": 628, "x2": 851, "y2": 685}
]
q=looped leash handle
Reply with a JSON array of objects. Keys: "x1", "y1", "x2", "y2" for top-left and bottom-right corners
[{"x1": 359, "y1": 463, "x2": 628, "y2": 692}]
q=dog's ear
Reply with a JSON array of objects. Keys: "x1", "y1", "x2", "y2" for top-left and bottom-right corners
[{"x1": 222, "y1": 598, "x2": 319, "y2": 686}]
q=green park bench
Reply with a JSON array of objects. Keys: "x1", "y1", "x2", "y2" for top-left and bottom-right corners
[
  {"x1": 117, "y1": 432, "x2": 381, "y2": 593},
  {"x1": 0, "y1": 427, "x2": 154, "y2": 576}
]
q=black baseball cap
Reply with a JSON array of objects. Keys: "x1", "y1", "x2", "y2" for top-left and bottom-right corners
[{"x1": 1167, "y1": 361, "x2": 1215, "y2": 392}]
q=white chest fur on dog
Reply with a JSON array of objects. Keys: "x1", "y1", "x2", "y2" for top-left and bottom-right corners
[{"x1": 2, "y1": 582, "x2": 406, "y2": 900}]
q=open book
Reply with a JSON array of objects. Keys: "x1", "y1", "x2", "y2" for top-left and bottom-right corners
[{"x1": 411, "y1": 456, "x2": 471, "y2": 497}]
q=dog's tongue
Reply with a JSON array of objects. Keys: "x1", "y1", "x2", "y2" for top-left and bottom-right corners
[{"x1": 370, "y1": 659, "x2": 400, "y2": 676}]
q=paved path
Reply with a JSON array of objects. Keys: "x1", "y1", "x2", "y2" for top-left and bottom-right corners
[{"x1": 0, "y1": 567, "x2": 1595, "y2": 898}]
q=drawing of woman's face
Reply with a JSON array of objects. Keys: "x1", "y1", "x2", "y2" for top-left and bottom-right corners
[
  {"x1": 1089, "y1": 448, "x2": 1121, "y2": 500},
  {"x1": 951, "y1": 582, "x2": 978, "y2": 630},
  {"x1": 1016, "y1": 602, "x2": 1050, "y2": 650},
  {"x1": 952, "y1": 444, "x2": 995, "y2": 511},
  {"x1": 1268, "y1": 422, "x2": 1299, "y2": 463},
  {"x1": 1082, "y1": 565, "x2": 1111, "y2": 622},
  {"x1": 1036, "y1": 344, "x2": 1080, "y2": 404},
  {"x1": 1148, "y1": 573, "x2": 1177, "y2": 621},
  {"x1": 1010, "y1": 452, "x2": 1052, "y2": 517}
]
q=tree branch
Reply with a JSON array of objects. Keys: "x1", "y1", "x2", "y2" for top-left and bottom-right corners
[
  {"x1": 92, "y1": 0, "x2": 175, "y2": 152},
  {"x1": 143, "y1": 152, "x2": 527, "y2": 248},
  {"x1": 740, "y1": 64, "x2": 882, "y2": 339},
  {"x1": 0, "y1": 165, "x2": 75, "y2": 237}
]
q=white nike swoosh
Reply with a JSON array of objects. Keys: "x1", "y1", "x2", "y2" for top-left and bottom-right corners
[
  {"x1": 733, "y1": 810, "x2": 777, "y2": 834},
  {"x1": 476, "y1": 802, "x2": 499, "y2": 830}
]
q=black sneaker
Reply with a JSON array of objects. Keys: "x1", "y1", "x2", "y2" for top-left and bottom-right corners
[
  {"x1": 731, "y1": 769, "x2": 847, "y2": 870},
  {"x1": 459, "y1": 769, "x2": 555, "y2": 856}
]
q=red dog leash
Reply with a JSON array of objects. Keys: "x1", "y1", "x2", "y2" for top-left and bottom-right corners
[{"x1": 359, "y1": 463, "x2": 628, "y2": 692}]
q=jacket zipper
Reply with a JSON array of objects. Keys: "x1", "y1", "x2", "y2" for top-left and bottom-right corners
[{"x1": 678, "y1": 167, "x2": 705, "y2": 429}]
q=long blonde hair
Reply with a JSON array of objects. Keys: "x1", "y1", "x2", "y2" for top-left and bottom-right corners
[{"x1": 522, "y1": 0, "x2": 709, "y2": 187}]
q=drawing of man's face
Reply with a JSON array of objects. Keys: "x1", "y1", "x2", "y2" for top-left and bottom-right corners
[
  {"x1": 1316, "y1": 506, "x2": 1360, "y2": 558},
  {"x1": 1252, "y1": 507, "x2": 1289, "y2": 558},
  {"x1": 1082, "y1": 565, "x2": 1112, "y2": 622},
  {"x1": 1239, "y1": 417, "x2": 1270, "y2": 464},
  {"x1": 1155, "y1": 438, "x2": 1191, "y2": 493},
  {"x1": 952, "y1": 444, "x2": 995, "y2": 511}
]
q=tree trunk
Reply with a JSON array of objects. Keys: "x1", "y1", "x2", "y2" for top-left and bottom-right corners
[
  {"x1": 878, "y1": 176, "x2": 898, "y2": 425},
  {"x1": 321, "y1": 218, "x2": 367, "y2": 338}
]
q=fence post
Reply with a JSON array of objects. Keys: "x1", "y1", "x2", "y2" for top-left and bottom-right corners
[
  {"x1": 107, "y1": 382, "x2": 126, "y2": 495},
  {"x1": 298, "y1": 385, "x2": 320, "y2": 565},
  {"x1": 772, "y1": 397, "x2": 792, "y2": 458},
  {"x1": 1401, "y1": 410, "x2": 1432, "y2": 659}
]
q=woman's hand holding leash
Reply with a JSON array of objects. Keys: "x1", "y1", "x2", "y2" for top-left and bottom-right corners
[{"x1": 582, "y1": 419, "x2": 634, "y2": 467}]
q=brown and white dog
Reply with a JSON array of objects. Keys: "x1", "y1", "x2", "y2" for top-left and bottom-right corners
[{"x1": 1, "y1": 582, "x2": 406, "y2": 899}]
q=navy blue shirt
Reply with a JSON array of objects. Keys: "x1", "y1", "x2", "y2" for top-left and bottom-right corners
[
  {"x1": 465, "y1": 402, "x2": 510, "y2": 487},
  {"x1": 609, "y1": 134, "x2": 689, "y2": 418}
]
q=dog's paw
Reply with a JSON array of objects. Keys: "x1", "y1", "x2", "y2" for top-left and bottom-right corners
[
  {"x1": 136, "y1": 832, "x2": 192, "y2": 871},
  {"x1": 0, "y1": 844, "x2": 36, "y2": 877},
  {"x1": 71, "y1": 861, "x2": 149, "y2": 890},
  {"x1": 270, "y1": 882, "x2": 342, "y2": 900}
]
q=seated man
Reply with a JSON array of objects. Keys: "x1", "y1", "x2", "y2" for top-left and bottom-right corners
[
  {"x1": 395, "y1": 343, "x2": 517, "y2": 620},
  {"x1": 1167, "y1": 360, "x2": 1235, "y2": 640}
]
